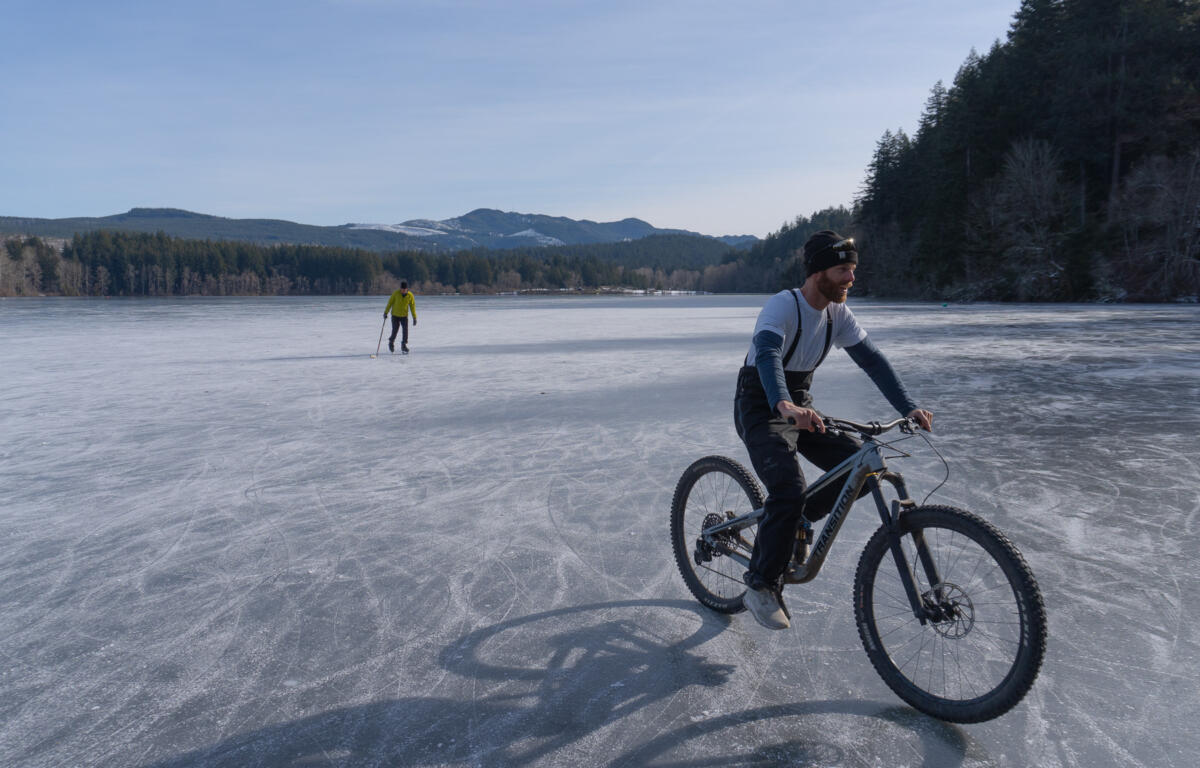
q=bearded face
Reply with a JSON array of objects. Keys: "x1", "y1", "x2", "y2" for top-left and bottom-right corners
[{"x1": 816, "y1": 264, "x2": 855, "y2": 303}]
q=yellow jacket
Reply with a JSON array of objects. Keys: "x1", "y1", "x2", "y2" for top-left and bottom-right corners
[{"x1": 385, "y1": 290, "x2": 417, "y2": 321}]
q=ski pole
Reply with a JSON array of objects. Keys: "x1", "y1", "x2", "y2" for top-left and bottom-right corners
[{"x1": 372, "y1": 316, "x2": 387, "y2": 358}]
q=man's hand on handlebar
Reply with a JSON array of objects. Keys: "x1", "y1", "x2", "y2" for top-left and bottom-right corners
[
  {"x1": 778, "y1": 401, "x2": 825, "y2": 433},
  {"x1": 907, "y1": 408, "x2": 934, "y2": 432}
]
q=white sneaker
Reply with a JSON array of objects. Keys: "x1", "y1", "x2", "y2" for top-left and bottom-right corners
[{"x1": 743, "y1": 586, "x2": 790, "y2": 630}]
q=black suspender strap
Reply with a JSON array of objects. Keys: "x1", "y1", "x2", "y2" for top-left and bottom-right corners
[
  {"x1": 816, "y1": 308, "x2": 834, "y2": 368},
  {"x1": 781, "y1": 289, "x2": 834, "y2": 370},
  {"x1": 781, "y1": 289, "x2": 803, "y2": 368}
]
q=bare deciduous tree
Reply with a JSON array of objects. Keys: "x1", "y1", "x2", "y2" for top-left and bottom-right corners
[{"x1": 1118, "y1": 151, "x2": 1200, "y2": 300}]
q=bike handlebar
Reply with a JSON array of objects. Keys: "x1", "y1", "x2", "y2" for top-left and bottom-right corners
[{"x1": 823, "y1": 416, "x2": 915, "y2": 436}]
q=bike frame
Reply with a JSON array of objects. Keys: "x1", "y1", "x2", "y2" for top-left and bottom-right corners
[{"x1": 700, "y1": 427, "x2": 942, "y2": 624}]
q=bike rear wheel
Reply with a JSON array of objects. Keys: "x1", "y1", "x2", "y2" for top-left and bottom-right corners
[
  {"x1": 854, "y1": 505, "x2": 1046, "y2": 723},
  {"x1": 670, "y1": 456, "x2": 763, "y2": 613}
]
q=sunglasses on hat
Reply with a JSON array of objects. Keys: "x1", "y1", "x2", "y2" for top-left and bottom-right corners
[{"x1": 812, "y1": 237, "x2": 856, "y2": 259}]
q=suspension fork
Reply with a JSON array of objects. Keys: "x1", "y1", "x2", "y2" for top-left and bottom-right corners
[{"x1": 869, "y1": 474, "x2": 941, "y2": 624}]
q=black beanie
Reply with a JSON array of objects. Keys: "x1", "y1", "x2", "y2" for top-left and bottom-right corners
[{"x1": 803, "y1": 230, "x2": 858, "y2": 277}]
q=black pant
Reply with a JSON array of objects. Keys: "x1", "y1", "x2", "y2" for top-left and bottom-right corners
[
  {"x1": 389, "y1": 316, "x2": 408, "y2": 347},
  {"x1": 734, "y1": 366, "x2": 862, "y2": 589}
]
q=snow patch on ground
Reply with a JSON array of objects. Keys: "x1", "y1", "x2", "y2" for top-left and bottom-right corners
[
  {"x1": 503, "y1": 228, "x2": 566, "y2": 246},
  {"x1": 349, "y1": 223, "x2": 443, "y2": 236}
]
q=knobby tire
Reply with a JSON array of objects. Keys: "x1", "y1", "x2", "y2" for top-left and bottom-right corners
[
  {"x1": 853, "y1": 505, "x2": 1047, "y2": 723},
  {"x1": 670, "y1": 456, "x2": 764, "y2": 614}
]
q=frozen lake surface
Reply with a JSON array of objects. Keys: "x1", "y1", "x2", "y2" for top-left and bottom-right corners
[{"x1": 2, "y1": 294, "x2": 1199, "y2": 767}]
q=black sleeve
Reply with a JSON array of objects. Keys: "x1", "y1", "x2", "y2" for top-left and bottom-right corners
[
  {"x1": 844, "y1": 336, "x2": 918, "y2": 416},
  {"x1": 752, "y1": 330, "x2": 790, "y2": 411}
]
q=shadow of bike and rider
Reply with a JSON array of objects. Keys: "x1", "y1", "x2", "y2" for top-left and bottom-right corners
[{"x1": 143, "y1": 599, "x2": 970, "y2": 767}]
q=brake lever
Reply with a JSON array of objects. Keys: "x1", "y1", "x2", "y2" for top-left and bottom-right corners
[{"x1": 822, "y1": 418, "x2": 843, "y2": 438}]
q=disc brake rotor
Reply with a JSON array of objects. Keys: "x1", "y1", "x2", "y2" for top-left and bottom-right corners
[{"x1": 923, "y1": 582, "x2": 975, "y2": 638}]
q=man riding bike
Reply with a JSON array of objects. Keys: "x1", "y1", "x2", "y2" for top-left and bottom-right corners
[{"x1": 735, "y1": 230, "x2": 933, "y2": 630}]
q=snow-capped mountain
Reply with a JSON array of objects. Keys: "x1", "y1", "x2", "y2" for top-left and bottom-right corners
[
  {"x1": 348, "y1": 208, "x2": 755, "y2": 250},
  {"x1": 2, "y1": 207, "x2": 758, "y2": 252}
]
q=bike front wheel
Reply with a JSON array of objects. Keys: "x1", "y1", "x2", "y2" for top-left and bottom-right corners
[
  {"x1": 670, "y1": 456, "x2": 763, "y2": 613},
  {"x1": 854, "y1": 505, "x2": 1047, "y2": 723}
]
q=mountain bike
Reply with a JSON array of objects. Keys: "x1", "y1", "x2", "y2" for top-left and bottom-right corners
[{"x1": 670, "y1": 416, "x2": 1046, "y2": 723}]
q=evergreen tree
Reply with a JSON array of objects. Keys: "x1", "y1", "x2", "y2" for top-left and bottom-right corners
[{"x1": 855, "y1": 0, "x2": 1200, "y2": 300}]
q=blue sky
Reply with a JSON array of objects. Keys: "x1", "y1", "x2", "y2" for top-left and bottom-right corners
[{"x1": 2, "y1": 0, "x2": 1020, "y2": 237}]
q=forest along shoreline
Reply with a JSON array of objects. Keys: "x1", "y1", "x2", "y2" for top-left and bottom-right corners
[{"x1": 2, "y1": 223, "x2": 1196, "y2": 303}]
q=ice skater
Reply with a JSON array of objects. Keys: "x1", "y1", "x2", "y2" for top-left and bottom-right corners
[
  {"x1": 383, "y1": 281, "x2": 417, "y2": 354},
  {"x1": 735, "y1": 230, "x2": 933, "y2": 630}
]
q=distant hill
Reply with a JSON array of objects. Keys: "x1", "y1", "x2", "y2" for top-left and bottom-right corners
[
  {"x1": 0, "y1": 208, "x2": 420, "y2": 250},
  {"x1": 0, "y1": 207, "x2": 758, "y2": 253}
]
